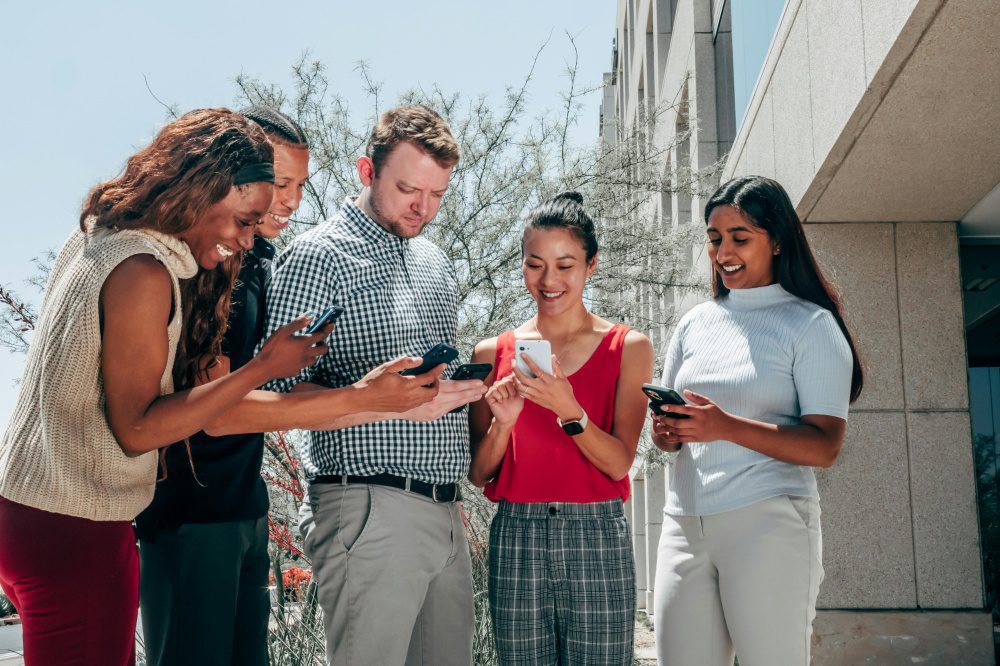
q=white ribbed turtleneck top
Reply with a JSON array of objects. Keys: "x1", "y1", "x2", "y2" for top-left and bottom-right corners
[{"x1": 661, "y1": 283, "x2": 852, "y2": 516}]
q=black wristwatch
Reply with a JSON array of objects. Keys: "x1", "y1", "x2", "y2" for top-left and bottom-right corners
[{"x1": 557, "y1": 410, "x2": 589, "y2": 436}]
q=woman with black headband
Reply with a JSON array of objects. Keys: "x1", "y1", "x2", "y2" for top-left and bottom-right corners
[{"x1": 0, "y1": 109, "x2": 442, "y2": 666}]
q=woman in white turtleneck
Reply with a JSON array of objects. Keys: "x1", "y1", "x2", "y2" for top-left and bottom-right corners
[{"x1": 651, "y1": 176, "x2": 864, "y2": 666}]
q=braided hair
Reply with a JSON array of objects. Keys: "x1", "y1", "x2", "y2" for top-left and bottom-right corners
[{"x1": 240, "y1": 106, "x2": 309, "y2": 148}]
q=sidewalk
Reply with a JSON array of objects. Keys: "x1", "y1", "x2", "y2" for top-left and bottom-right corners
[{"x1": 0, "y1": 623, "x2": 22, "y2": 664}]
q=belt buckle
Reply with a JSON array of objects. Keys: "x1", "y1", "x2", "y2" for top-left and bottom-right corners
[{"x1": 432, "y1": 485, "x2": 440, "y2": 502}]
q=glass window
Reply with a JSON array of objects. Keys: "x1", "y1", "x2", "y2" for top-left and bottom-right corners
[{"x1": 730, "y1": 0, "x2": 787, "y2": 129}]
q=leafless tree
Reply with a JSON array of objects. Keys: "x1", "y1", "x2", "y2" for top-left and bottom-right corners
[{"x1": 1, "y1": 39, "x2": 721, "y2": 662}]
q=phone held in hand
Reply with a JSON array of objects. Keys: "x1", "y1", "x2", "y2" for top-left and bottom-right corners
[
  {"x1": 304, "y1": 305, "x2": 345, "y2": 334},
  {"x1": 400, "y1": 343, "x2": 460, "y2": 377},
  {"x1": 514, "y1": 340, "x2": 553, "y2": 378},
  {"x1": 450, "y1": 363, "x2": 493, "y2": 381},
  {"x1": 642, "y1": 383, "x2": 690, "y2": 418},
  {"x1": 446, "y1": 363, "x2": 493, "y2": 413}
]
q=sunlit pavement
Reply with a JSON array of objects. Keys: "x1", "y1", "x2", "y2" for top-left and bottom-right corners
[{"x1": 0, "y1": 623, "x2": 22, "y2": 664}]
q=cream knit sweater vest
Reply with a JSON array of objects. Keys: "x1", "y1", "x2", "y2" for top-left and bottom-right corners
[{"x1": 0, "y1": 221, "x2": 198, "y2": 521}]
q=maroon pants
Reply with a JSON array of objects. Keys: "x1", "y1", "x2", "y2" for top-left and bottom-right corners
[{"x1": 0, "y1": 496, "x2": 138, "y2": 666}]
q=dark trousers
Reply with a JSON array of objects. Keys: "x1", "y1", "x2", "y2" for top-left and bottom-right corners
[
  {"x1": 0, "y1": 496, "x2": 139, "y2": 666},
  {"x1": 138, "y1": 517, "x2": 270, "y2": 666}
]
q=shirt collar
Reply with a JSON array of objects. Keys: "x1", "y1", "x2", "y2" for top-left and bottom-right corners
[
  {"x1": 251, "y1": 235, "x2": 275, "y2": 261},
  {"x1": 339, "y1": 196, "x2": 408, "y2": 251},
  {"x1": 722, "y1": 283, "x2": 796, "y2": 311}
]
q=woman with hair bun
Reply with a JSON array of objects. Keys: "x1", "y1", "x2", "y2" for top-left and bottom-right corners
[
  {"x1": 651, "y1": 176, "x2": 864, "y2": 665},
  {"x1": 469, "y1": 192, "x2": 654, "y2": 665}
]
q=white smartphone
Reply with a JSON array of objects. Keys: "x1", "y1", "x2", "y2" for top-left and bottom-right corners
[{"x1": 514, "y1": 339, "x2": 553, "y2": 378}]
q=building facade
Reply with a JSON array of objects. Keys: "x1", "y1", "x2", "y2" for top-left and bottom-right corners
[{"x1": 604, "y1": 0, "x2": 1000, "y2": 662}]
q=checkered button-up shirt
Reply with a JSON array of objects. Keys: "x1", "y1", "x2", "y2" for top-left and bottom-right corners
[{"x1": 261, "y1": 197, "x2": 468, "y2": 484}]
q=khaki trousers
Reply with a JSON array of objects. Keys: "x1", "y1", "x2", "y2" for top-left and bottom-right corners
[
  {"x1": 653, "y1": 495, "x2": 823, "y2": 666},
  {"x1": 300, "y1": 483, "x2": 474, "y2": 666}
]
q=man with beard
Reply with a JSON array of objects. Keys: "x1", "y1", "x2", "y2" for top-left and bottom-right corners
[{"x1": 260, "y1": 104, "x2": 483, "y2": 665}]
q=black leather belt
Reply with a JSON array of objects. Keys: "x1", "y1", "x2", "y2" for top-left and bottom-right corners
[{"x1": 312, "y1": 473, "x2": 462, "y2": 503}]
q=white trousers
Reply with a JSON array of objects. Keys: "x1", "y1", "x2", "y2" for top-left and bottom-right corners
[{"x1": 653, "y1": 495, "x2": 823, "y2": 666}]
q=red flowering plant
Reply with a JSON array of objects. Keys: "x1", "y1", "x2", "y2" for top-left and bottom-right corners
[{"x1": 262, "y1": 430, "x2": 326, "y2": 664}]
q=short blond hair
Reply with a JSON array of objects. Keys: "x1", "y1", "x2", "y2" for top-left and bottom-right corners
[{"x1": 366, "y1": 104, "x2": 460, "y2": 172}]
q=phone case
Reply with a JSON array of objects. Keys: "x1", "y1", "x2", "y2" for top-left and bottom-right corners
[
  {"x1": 450, "y1": 363, "x2": 492, "y2": 381},
  {"x1": 305, "y1": 305, "x2": 345, "y2": 334},
  {"x1": 400, "y1": 343, "x2": 459, "y2": 376},
  {"x1": 514, "y1": 340, "x2": 553, "y2": 377},
  {"x1": 642, "y1": 384, "x2": 689, "y2": 418}
]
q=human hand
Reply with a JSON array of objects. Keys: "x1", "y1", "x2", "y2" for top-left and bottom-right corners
[
  {"x1": 352, "y1": 357, "x2": 444, "y2": 413},
  {"x1": 650, "y1": 412, "x2": 683, "y2": 452},
  {"x1": 397, "y1": 378, "x2": 487, "y2": 421},
  {"x1": 511, "y1": 354, "x2": 582, "y2": 423},
  {"x1": 484, "y1": 374, "x2": 524, "y2": 427},
  {"x1": 654, "y1": 390, "x2": 735, "y2": 444},
  {"x1": 253, "y1": 314, "x2": 332, "y2": 381}
]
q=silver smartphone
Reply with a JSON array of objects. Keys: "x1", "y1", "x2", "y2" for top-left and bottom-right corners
[{"x1": 514, "y1": 339, "x2": 553, "y2": 377}]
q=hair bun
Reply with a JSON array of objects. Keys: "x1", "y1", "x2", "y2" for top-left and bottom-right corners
[{"x1": 555, "y1": 191, "x2": 584, "y2": 205}]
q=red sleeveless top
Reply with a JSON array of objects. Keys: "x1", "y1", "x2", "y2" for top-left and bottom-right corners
[{"x1": 484, "y1": 324, "x2": 632, "y2": 503}]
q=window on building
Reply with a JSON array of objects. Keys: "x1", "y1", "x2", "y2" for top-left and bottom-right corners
[{"x1": 728, "y1": 0, "x2": 787, "y2": 129}]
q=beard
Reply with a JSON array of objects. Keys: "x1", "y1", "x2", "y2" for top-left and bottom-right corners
[{"x1": 368, "y1": 184, "x2": 429, "y2": 239}]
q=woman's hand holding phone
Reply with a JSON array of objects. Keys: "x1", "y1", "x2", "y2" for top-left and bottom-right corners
[
  {"x1": 511, "y1": 354, "x2": 583, "y2": 423},
  {"x1": 652, "y1": 390, "x2": 736, "y2": 445},
  {"x1": 252, "y1": 314, "x2": 333, "y2": 382},
  {"x1": 352, "y1": 357, "x2": 444, "y2": 413}
]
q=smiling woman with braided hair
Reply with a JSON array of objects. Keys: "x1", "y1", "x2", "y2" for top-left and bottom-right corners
[
  {"x1": 0, "y1": 108, "x2": 446, "y2": 666},
  {"x1": 135, "y1": 106, "x2": 313, "y2": 666}
]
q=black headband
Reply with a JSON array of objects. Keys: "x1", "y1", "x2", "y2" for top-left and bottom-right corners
[{"x1": 233, "y1": 162, "x2": 275, "y2": 186}]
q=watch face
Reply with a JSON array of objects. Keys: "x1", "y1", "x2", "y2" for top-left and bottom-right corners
[{"x1": 561, "y1": 421, "x2": 585, "y2": 436}]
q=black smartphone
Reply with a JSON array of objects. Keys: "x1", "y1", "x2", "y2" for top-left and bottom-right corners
[
  {"x1": 400, "y1": 343, "x2": 460, "y2": 377},
  {"x1": 447, "y1": 363, "x2": 493, "y2": 413},
  {"x1": 304, "y1": 305, "x2": 345, "y2": 334},
  {"x1": 450, "y1": 363, "x2": 493, "y2": 381},
  {"x1": 642, "y1": 383, "x2": 690, "y2": 418}
]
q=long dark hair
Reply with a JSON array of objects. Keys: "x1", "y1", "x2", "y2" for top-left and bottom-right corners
[
  {"x1": 705, "y1": 176, "x2": 864, "y2": 402},
  {"x1": 80, "y1": 108, "x2": 273, "y2": 390}
]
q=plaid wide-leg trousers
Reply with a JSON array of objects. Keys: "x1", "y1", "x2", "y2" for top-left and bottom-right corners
[{"x1": 487, "y1": 498, "x2": 636, "y2": 665}]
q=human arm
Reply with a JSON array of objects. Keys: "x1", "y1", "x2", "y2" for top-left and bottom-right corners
[
  {"x1": 311, "y1": 375, "x2": 487, "y2": 430},
  {"x1": 468, "y1": 338, "x2": 523, "y2": 487},
  {"x1": 512, "y1": 331, "x2": 655, "y2": 481},
  {"x1": 654, "y1": 310, "x2": 853, "y2": 467},
  {"x1": 653, "y1": 400, "x2": 846, "y2": 467},
  {"x1": 100, "y1": 256, "x2": 327, "y2": 455}
]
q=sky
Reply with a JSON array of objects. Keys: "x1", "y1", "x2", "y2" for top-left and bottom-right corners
[{"x1": 0, "y1": 0, "x2": 617, "y2": 427}]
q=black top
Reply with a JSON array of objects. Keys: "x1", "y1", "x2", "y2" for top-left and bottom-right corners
[{"x1": 136, "y1": 236, "x2": 275, "y2": 538}]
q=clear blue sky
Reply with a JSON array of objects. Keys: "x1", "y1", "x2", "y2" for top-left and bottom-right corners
[{"x1": 0, "y1": 0, "x2": 616, "y2": 426}]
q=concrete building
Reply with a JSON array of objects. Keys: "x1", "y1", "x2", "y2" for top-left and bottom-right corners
[{"x1": 603, "y1": 0, "x2": 1000, "y2": 662}]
